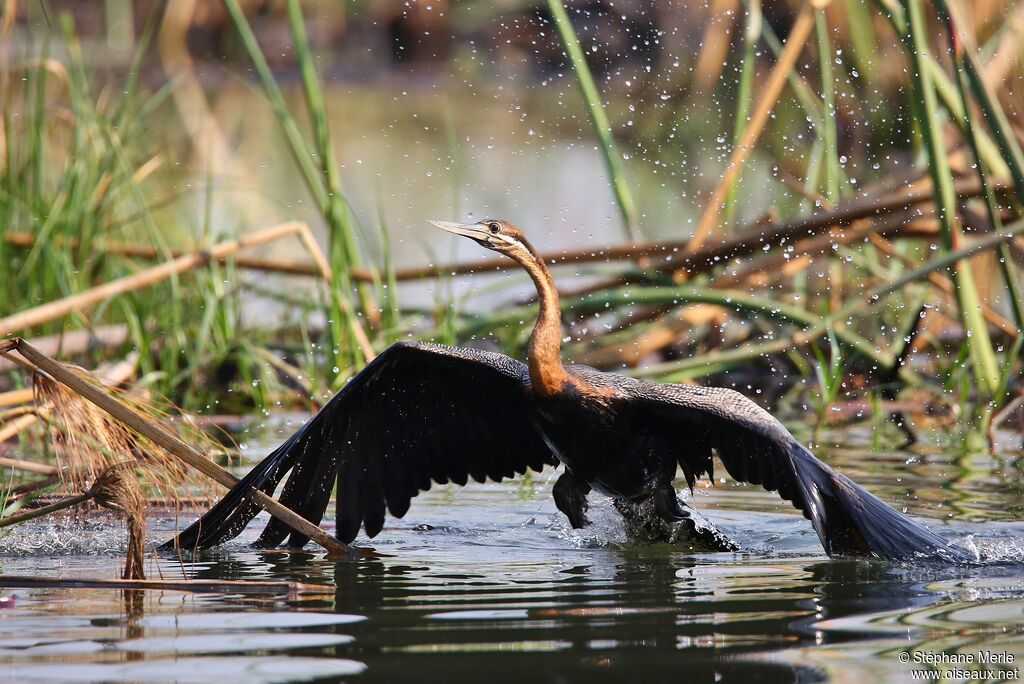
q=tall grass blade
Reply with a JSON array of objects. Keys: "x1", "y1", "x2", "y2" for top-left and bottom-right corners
[
  {"x1": 814, "y1": 8, "x2": 843, "y2": 202},
  {"x1": 901, "y1": 0, "x2": 999, "y2": 397},
  {"x1": 545, "y1": 0, "x2": 639, "y2": 240},
  {"x1": 937, "y1": 0, "x2": 1024, "y2": 330},
  {"x1": 874, "y1": 0, "x2": 1009, "y2": 178},
  {"x1": 221, "y1": 0, "x2": 328, "y2": 210},
  {"x1": 723, "y1": 0, "x2": 760, "y2": 223},
  {"x1": 284, "y1": 0, "x2": 370, "y2": 372}
]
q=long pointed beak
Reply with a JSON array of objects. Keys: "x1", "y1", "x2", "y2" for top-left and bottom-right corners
[{"x1": 429, "y1": 220, "x2": 487, "y2": 240}]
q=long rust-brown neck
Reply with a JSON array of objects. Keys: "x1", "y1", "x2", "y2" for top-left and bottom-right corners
[{"x1": 514, "y1": 249, "x2": 569, "y2": 397}]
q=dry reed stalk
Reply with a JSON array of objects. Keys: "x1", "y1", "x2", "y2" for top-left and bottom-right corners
[
  {"x1": 2, "y1": 178, "x2": 983, "y2": 290},
  {"x1": 0, "y1": 389, "x2": 33, "y2": 408},
  {"x1": 292, "y1": 222, "x2": 333, "y2": 282},
  {"x1": 286, "y1": 222, "x2": 377, "y2": 358},
  {"x1": 0, "y1": 338, "x2": 355, "y2": 557},
  {"x1": 585, "y1": 231, "x2": 893, "y2": 358},
  {"x1": 692, "y1": 0, "x2": 740, "y2": 94},
  {"x1": 510, "y1": 209, "x2": 945, "y2": 320},
  {"x1": 0, "y1": 406, "x2": 39, "y2": 421},
  {"x1": 709, "y1": 216, "x2": 902, "y2": 288},
  {"x1": 0, "y1": 222, "x2": 308, "y2": 337},
  {"x1": 0, "y1": 454, "x2": 58, "y2": 475},
  {"x1": 0, "y1": 409, "x2": 39, "y2": 443},
  {"x1": 687, "y1": 1, "x2": 817, "y2": 252},
  {"x1": 357, "y1": 178, "x2": 990, "y2": 285},
  {"x1": 3, "y1": 232, "x2": 329, "y2": 278},
  {"x1": 0, "y1": 325, "x2": 128, "y2": 373}
]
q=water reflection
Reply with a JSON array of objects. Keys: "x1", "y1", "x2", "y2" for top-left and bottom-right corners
[{"x1": 0, "y1": 433, "x2": 1021, "y2": 681}]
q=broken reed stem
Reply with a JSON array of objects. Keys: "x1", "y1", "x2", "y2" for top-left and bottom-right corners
[
  {"x1": 0, "y1": 412, "x2": 40, "y2": 444},
  {"x1": 351, "y1": 177, "x2": 995, "y2": 284},
  {"x1": 301, "y1": 219, "x2": 377, "y2": 359},
  {"x1": 5, "y1": 227, "x2": 375, "y2": 359},
  {"x1": 0, "y1": 492, "x2": 90, "y2": 527},
  {"x1": 4, "y1": 231, "x2": 329, "y2": 279},
  {"x1": 292, "y1": 222, "x2": 333, "y2": 282},
  {"x1": 0, "y1": 454, "x2": 58, "y2": 475},
  {"x1": 688, "y1": 1, "x2": 817, "y2": 251},
  {"x1": 710, "y1": 217, "x2": 901, "y2": 288},
  {"x1": 0, "y1": 325, "x2": 128, "y2": 373},
  {"x1": 0, "y1": 575, "x2": 312, "y2": 594},
  {"x1": 0, "y1": 338, "x2": 354, "y2": 557},
  {"x1": 0, "y1": 222, "x2": 307, "y2": 337},
  {"x1": 0, "y1": 388, "x2": 33, "y2": 407},
  {"x1": 5, "y1": 178, "x2": 993, "y2": 293}
]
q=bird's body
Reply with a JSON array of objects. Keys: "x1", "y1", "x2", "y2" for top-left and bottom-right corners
[{"x1": 167, "y1": 219, "x2": 971, "y2": 563}]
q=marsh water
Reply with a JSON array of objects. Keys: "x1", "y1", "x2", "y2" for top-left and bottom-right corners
[
  {"x1": 0, "y1": 426, "x2": 1021, "y2": 683},
  {"x1": 4, "y1": 61, "x2": 1024, "y2": 681}
]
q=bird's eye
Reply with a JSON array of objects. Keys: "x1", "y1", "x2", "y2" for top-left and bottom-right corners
[{"x1": 488, "y1": 222, "x2": 500, "y2": 234}]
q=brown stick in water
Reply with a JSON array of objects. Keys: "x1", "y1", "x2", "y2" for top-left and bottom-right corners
[
  {"x1": 0, "y1": 575, "x2": 323, "y2": 595},
  {"x1": 0, "y1": 338, "x2": 356, "y2": 558}
]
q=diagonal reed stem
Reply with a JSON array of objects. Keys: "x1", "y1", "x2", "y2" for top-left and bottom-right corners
[
  {"x1": 0, "y1": 338, "x2": 355, "y2": 557},
  {"x1": 689, "y1": 1, "x2": 816, "y2": 251},
  {"x1": 0, "y1": 222, "x2": 308, "y2": 337}
]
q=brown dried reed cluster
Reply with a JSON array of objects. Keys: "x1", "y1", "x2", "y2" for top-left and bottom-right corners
[{"x1": 32, "y1": 367, "x2": 217, "y2": 499}]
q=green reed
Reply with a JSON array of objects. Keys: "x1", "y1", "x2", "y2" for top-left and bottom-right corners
[
  {"x1": 901, "y1": 0, "x2": 999, "y2": 398},
  {"x1": 222, "y1": 0, "x2": 372, "y2": 383},
  {"x1": 545, "y1": 0, "x2": 639, "y2": 240},
  {"x1": 723, "y1": 0, "x2": 759, "y2": 224}
]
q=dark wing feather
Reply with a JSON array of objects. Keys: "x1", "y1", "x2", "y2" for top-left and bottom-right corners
[
  {"x1": 166, "y1": 341, "x2": 555, "y2": 551},
  {"x1": 621, "y1": 379, "x2": 971, "y2": 562}
]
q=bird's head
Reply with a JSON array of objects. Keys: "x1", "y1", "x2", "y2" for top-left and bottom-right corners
[{"x1": 429, "y1": 218, "x2": 535, "y2": 260}]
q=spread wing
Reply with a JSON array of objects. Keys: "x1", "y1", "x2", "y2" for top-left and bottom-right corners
[
  {"x1": 622, "y1": 379, "x2": 970, "y2": 562},
  {"x1": 166, "y1": 341, "x2": 555, "y2": 550}
]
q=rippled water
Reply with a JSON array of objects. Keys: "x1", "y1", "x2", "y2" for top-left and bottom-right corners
[{"x1": 0, "y1": 428, "x2": 1022, "y2": 682}]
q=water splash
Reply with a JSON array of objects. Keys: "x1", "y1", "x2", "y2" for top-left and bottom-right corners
[{"x1": 0, "y1": 519, "x2": 132, "y2": 557}]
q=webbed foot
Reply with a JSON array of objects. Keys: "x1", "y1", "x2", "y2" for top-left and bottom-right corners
[
  {"x1": 615, "y1": 491, "x2": 739, "y2": 552},
  {"x1": 553, "y1": 469, "x2": 591, "y2": 529}
]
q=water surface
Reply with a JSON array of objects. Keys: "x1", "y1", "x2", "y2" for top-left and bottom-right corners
[{"x1": 0, "y1": 428, "x2": 1022, "y2": 682}]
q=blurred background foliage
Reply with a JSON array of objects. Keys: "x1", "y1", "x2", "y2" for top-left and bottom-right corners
[{"x1": 2, "y1": 0, "x2": 1024, "y2": 451}]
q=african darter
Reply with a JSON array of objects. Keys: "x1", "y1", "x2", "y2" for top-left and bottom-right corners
[{"x1": 168, "y1": 219, "x2": 969, "y2": 562}]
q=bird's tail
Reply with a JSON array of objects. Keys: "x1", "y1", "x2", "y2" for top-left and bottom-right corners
[
  {"x1": 786, "y1": 440, "x2": 973, "y2": 562},
  {"x1": 161, "y1": 428, "x2": 306, "y2": 552}
]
